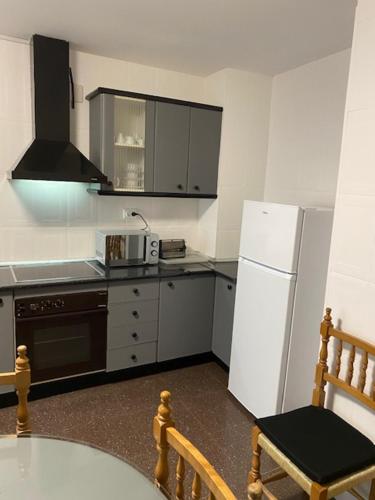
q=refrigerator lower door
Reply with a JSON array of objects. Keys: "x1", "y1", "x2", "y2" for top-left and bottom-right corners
[{"x1": 228, "y1": 258, "x2": 296, "y2": 418}]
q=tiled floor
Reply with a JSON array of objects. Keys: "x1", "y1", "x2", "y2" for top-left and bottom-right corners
[{"x1": 0, "y1": 362, "x2": 306, "y2": 499}]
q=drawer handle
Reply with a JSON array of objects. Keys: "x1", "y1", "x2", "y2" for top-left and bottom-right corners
[
  {"x1": 194, "y1": 185, "x2": 200, "y2": 191},
  {"x1": 132, "y1": 332, "x2": 138, "y2": 340},
  {"x1": 227, "y1": 284, "x2": 233, "y2": 290},
  {"x1": 132, "y1": 310, "x2": 139, "y2": 318},
  {"x1": 133, "y1": 288, "x2": 140, "y2": 296},
  {"x1": 167, "y1": 282, "x2": 174, "y2": 289},
  {"x1": 177, "y1": 184, "x2": 183, "y2": 190},
  {"x1": 131, "y1": 354, "x2": 138, "y2": 362}
]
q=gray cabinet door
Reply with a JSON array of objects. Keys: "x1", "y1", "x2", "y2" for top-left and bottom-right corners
[
  {"x1": 158, "y1": 275, "x2": 215, "y2": 361},
  {"x1": 187, "y1": 108, "x2": 222, "y2": 195},
  {"x1": 154, "y1": 102, "x2": 190, "y2": 193},
  {"x1": 212, "y1": 277, "x2": 236, "y2": 366},
  {"x1": 0, "y1": 293, "x2": 15, "y2": 394},
  {"x1": 89, "y1": 94, "x2": 155, "y2": 192}
]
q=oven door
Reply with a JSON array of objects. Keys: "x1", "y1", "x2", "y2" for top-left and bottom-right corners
[{"x1": 16, "y1": 309, "x2": 107, "y2": 383}]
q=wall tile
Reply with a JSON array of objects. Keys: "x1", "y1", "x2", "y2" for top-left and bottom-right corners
[
  {"x1": 329, "y1": 195, "x2": 375, "y2": 282},
  {"x1": 338, "y1": 108, "x2": 375, "y2": 196}
]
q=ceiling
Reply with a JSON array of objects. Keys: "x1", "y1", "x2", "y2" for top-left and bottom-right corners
[{"x1": 0, "y1": 0, "x2": 356, "y2": 76}]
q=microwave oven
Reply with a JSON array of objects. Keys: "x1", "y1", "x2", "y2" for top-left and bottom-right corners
[{"x1": 96, "y1": 229, "x2": 159, "y2": 267}]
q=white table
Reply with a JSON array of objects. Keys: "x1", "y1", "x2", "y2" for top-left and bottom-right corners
[{"x1": 0, "y1": 435, "x2": 166, "y2": 499}]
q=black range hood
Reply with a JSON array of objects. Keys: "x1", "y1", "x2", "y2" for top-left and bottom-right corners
[{"x1": 11, "y1": 34, "x2": 108, "y2": 184}]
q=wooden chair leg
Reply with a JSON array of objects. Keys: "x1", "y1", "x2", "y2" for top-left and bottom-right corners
[
  {"x1": 248, "y1": 425, "x2": 262, "y2": 484},
  {"x1": 248, "y1": 480, "x2": 263, "y2": 500},
  {"x1": 369, "y1": 478, "x2": 375, "y2": 500},
  {"x1": 310, "y1": 482, "x2": 328, "y2": 500}
]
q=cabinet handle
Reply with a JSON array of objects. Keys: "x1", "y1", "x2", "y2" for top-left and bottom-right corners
[
  {"x1": 133, "y1": 288, "x2": 140, "y2": 296},
  {"x1": 131, "y1": 354, "x2": 138, "y2": 362},
  {"x1": 194, "y1": 185, "x2": 200, "y2": 191},
  {"x1": 132, "y1": 332, "x2": 138, "y2": 340},
  {"x1": 132, "y1": 310, "x2": 139, "y2": 318},
  {"x1": 227, "y1": 284, "x2": 233, "y2": 290},
  {"x1": 167, "y1": 282, "x2": 174, "y2": 289},
  {"x1": 177, "y1": 184, "x2": 183, "y2": 190}
]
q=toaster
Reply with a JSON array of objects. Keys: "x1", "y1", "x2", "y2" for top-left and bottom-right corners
[{"x1": 159, "y1": 239, "x2": 186, "y2": 259}]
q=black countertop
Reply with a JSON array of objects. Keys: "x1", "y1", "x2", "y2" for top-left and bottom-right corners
[{"x1": 0, "y1": 260, "x2": 237, "y2": 292}]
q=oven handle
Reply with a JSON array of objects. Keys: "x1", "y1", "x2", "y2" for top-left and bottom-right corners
[{"x1": 16, "y1": 308, "x2": 108, "y2": 323}]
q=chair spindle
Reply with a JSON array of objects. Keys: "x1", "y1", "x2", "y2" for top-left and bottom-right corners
[
  {"x1": 346, "y1": 345, "x2": 356, "y2": 385},
  {"x1": 176, "y1": 455, "x2": 185, "y2": 500},
  {"x1": 192, "y1": 472, "x2": 202, "y2": 500},
  {"x1": 15, "y1": 346, "x2": 31, "y2": 435},
  {"x1": 334, "y1": 339, "x2": 343, "y2": 378},
  {"x1": 357, "y1": 351, "x2": 368, "y2": 393},
  {"x1": 154, "y1": 391, "x2": 173, "y2": 492}
]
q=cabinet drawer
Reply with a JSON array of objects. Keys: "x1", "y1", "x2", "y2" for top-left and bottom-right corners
[
  {"x1": 109, "y1": 300, "x2": 159, "y2": 327},
  {"x1": 108, "y1": 321, "x2": 158, "y2": 349},
  {"x1": 107, "y1": 342, "x2": 157, "y2": 372},
  {"x1": 108, "y1": 281, "x2": 159, "y2": 304}
]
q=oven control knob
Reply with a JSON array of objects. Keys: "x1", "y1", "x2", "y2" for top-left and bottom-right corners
[
  {"x1": 54, "y1": 299, "x2": 64, "y2": 309},
  {"x1": 151, "y1": 250, "x2": 158, "y2": 257},
  {"x1": 151, "y1": 240, "x2": 158, "y2": 248}
]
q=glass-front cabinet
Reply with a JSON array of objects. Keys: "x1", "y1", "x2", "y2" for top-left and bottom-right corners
[{"x1": 89, "y1": 92, "x2": 155, "y2": 193}]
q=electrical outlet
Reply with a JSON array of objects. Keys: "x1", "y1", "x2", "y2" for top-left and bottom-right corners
[{"x1": 122, "y1": 208, "x2": 140, "y2": 219}]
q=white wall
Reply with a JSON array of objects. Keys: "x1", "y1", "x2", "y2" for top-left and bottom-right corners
[
  {"x1": 199, "y1": 69, "x2": 272, "y2": 259},
  {"x1": 324, "y1": 0, "x2": 374, "y2": 496},
  {"x1": 0, "y1": 37, "x2": 209, "y2": 263},
  {"x1": 264, "y1": 50, "x2": 351, "y2": 207}
]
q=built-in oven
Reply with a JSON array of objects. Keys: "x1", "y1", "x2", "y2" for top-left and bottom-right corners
[{"x1": 15, "y1": 290, "x2": 108, "y2": 383}]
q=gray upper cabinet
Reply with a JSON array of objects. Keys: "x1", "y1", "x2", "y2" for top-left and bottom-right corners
[
  {"x1": 187, "y1": 108, "x2": 222, "y2": 195},
  {"x1": 153, "y1": 102, "x2": 190, "y2": 194},
  {"x1": 0, "y1": 293, "x2": 15, "y2": 394},
  {"x1": 87, "y1": 88, "x2": 223, "y2": 198},
  {"x1": 158, "y1": 275, "x2": 215, "y2": 362},
  {"x1": 212, "y1": 277, "x2": 236, "y2": 366}
]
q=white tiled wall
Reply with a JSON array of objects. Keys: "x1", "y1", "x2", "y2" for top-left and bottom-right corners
[
  {"x1": 201, "y1": 68, "x2": 273, "y2": 259},
  {"x1": 0, "y1": 37, "x2": 208, "y2": 263},
  {"x1": 264, "y1": 50, "x2": 351, "y2": 207},
  {"x1": 324, "y1": 1, "x2": 374, "y2": 494}
]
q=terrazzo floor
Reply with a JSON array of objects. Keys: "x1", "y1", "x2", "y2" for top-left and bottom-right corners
[{"x1": 0, "y1": 362, "x2": 307, "y2": 499}]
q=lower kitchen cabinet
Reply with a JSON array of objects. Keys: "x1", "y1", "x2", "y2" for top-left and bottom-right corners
[
  {"x1": 212, "y1": 277, "x2": 236, "y2": 366},
  {"x1": 158, "y1": 275, "x2": 215, "y2": 362},
  {"x1": 107, "y1": 280, "x2": 159, "y2": 372},
  {"x1": 0, "y1": 293, "x2": 15, "y2": 394}
]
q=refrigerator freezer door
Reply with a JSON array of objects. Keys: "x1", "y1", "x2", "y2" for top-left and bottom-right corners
[
  {"x1": 239, "y1": 201, "x2": 304, "y2": 273},
  {"x1": 228, "y1": 258, "x2": 296, "y2": 418}
]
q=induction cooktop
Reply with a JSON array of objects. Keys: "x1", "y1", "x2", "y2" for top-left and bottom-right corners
[{"x1": 11, "y1": 261, "x2": 104, "y2": 283}]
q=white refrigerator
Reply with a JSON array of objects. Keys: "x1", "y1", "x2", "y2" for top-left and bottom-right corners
[{"x1": 228, "y1": 201, "x2": 333, "y2": 418}]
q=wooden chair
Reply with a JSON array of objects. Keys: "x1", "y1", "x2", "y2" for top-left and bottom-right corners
[
  {"x1": 153, "y1": 390, "x2": 236, "y2": 500},
  {"x1": 247, "y1": 308, "x2": 375, "y2": 500},
  {"x1": 0, "y1": 345, "x2": 31, "y2": 435}
]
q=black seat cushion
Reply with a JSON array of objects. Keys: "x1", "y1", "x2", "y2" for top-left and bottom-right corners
[{"x1": 256, "y1": 405, "x2": 375, "y2": 484}]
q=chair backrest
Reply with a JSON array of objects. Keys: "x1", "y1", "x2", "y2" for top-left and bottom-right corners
[
  {"x1": 312, "y1": 308, "x2": 375, "y2": 411},
  {"x1": 0, "y1": 345, "x2": 31, "y2": 434},
  {"x1": 153, "y1": 391, "x2": 236, "y2": 500}
]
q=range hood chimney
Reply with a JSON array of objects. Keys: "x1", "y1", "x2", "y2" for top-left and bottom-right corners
[{"x1": 11, "y1": 34, "x2": 108, "y2": 184}]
